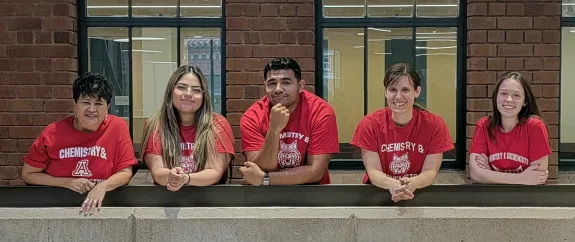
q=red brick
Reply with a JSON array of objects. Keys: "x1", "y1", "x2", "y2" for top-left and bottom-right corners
[
  {"x1": 226, "y1": 58, "x2": 244, "y2": 71},
  {"x1": 0, "y1": 4, "x2": 15, "y2": 16},
  {"x1": 42, "y1": 45, "x2": 76, "y2": 58},
  {"x1": 297, "y1": 4, "x2": 314, "y2": 17},
  {"x1": 10, "y1": 113, "x2": 53, "y2": 126},
  {"x1": 279, "y1": 4, "x2": 297, "y2": 17},
  {"x1": 467, "y1": 112, "x2": 489, "y2": 125},
  {"x1": 534, "y1": 17, "x2": 560, "y2": 30},
  {"x1": 0, "y1": 45, "x2": 6, "y2": 58},
  {"x1": 7, "y1": 18, "x2": 42, "y2": 31},
  {"x1": 231, "y1": 125, "x2": 241, "y2": 138},
  {"x1": 34, "y1": 86, "x2": 54, "y2": 99},
  {"x1": 468, "y1": 44, "x2": 497, "y2": 57},
  {"x1": 548, "y1": 126, "x2": 558, "y2": 140},
  {"x1": 302, "y1": 73, "x2": 314, "y2": 83},
  {"x1": 53, "y1": 85, "x2": 72, "y2": 99},
  {"x1": 226, "y1": 72, "x2": 262, "y2": 85},
  {"x1": 487, "y1": 58, "x2": 505, "y2": 71},
  {"x1": 45, "y1": 99, "x2": 74, "y2": 112},
  {"x1": 541, "y1": 112, "x2": 558, "y2": 125},
  {"x1": 488, "y1": 3, "x2": 505, "y2": 16},
  {"x1": 505, "y1": 30, "x2": 523, "y2": 44},
  {"x1": 0, "y1": 86, "x2": 16, "y2": 98},
  {"x1": 467, "y1": 71, "x2": 496, "y2": 84},
  {"x1": 243, "y1": 3, "x2": 260, "y2": 17},
  {"x1": 467, "y1": 85, "x2": 487, "y2": 98},
  {"x1": 0, "y1": 127, "x2": 7, "y2": 138},
  {"x1": 35, "y1": 59, "x2": 52, "y2": 71},
  {"x1": 7, "y1": 100, "x2": 44, "y2": 112},
  {"x1": 16, "y1": 86, "x2": 34, "y2": 98},
  {"x1": 466, "y1": 125, "x2": 475, "y2": 139},
  {"x1": 226, "y1": 31, "x2": 243, "y2": 44},
  {"x1": 0, "y1": 139, "x2": 18, "y2": 152},
  {"x1": 35, "y1": 31, "x2": 52, "y2": 44},
  {"x1": 298, "y1": 31, "x2": 314, "y2": 45},
  {"x1": 226, "y1": 3, "x2": 242, "y2": 16},
  {"x1": 524, "y1": 31, "x2": 542, "y2": 43},
  {"x1": 227, "y1": 99, "x2": 256, "y2": 112},
  {"x1": 260, "y1": 31, "x2": 279, "y2": 44},
  {"x1": 5, "y1": 72, "x2": 43, "y2": 85},
  {"x1": 54, "y1": 31, "x2": 72, "y2": 44},
  {"x1": 550, "y1": 139, "x2": 559, "y2": 152},
  {"x1": 538, "y1": 98, "x2": 558, "y2": 111},
  {"x1": 42, "y1": 17, "x2": 74, "y2": 31},
  {"x1": 467, "y1": 99, "x2": 492, "y2": 112},
  {"x1": 534, "y1": 44, "x2": 559, "y2": 57},
  {"x1": 543, "y1": 57, "x2": 560, "y2": 70},
  {"x1": 0, "y1": 100, "x2": 6, "y2": 111},
  {"x1": 525, "y1": 3, "x2": 545, "y2": 16},
  {"x1": 530, "y1": 85, "x2": 542, "y2": 98},
  {"x1": 468, "y1": 3, "x2": 487, "y2": 16},
  {"x1": 244, "y1": 86, "x2": 263, "y2": 99},
  {"x1": 33, "y1": 4, "x2": 53, "y2": 16},
  {"x1": 245, "y1": 58, "x2": 270, "y2": 71},
  {"x1": 9, "y1": 126, "x2": 44, "y2": 139},
  {"x1": 468, "y1": 30, "x2": 486, "y2": 43},
  {"x1": 226, "y1": 17, "x2": 250, "y2": 30},
  {"x1": 280, "y1": 31, "x2": 297, "y2": 44},
  {"x1": 53, "y1": 3, "x2": 75, "y2": 17},
  {"x1": 243, "y1": 32, "x2": 260, "y2": 44},
  {"x1": 226, "y1": 45, "x2": 252, "y2": 58},
  {"x1": 533, "y1": 71, "x2": 559, "y2": 84},
  {"x1": 524, "y1": 58, "x2": 544, "y2": 70},
  {"x1": 260, "y1": 4, "x2": 278, "y2": 17},
  {"x1": 467, "y1": 17, "x2": 496, "y2": 30},
  {"x1": 253, "y1": 45, "x2": 313, "y2": 58},
  {"x1": 542, "y1": 30, "x2": 560, "y2": 44},
  {"x1": 498, "y1": 44, "x2": 533, "y2": 57},
  {"x1": 16, "y1": 31, "x2": 33, "y2": 44},
  {"x1": 287, "y1": 18, "x2": 314, "y2": 30},
  {"x1": 487, "y1": 30, "x2": 504, "y2": 43},
  {"x1": 15, "y1": 58, "x2": 35, "y2": 72},
  {"x1": 44, "y1": 72, "x2": 76, "y2": 85},
  {"x1": 507, "y1": 3, "x2": 525, "y2": 16},
  {"x1": 250, "y1": 18, "x2": 287, "y2": 31},
  {"x1": 226, "y1": 112, "x2": 242, "y2": 126},
  {"x1": 295, "y1": 58, "x2": 314, "y2": 71},
  {"x1": 0, "y1": 59, "x2": 15, "y2": 71},
  {"x1": 0, "y1": 166, "x2": 20, "y2": 180},
  {"x1": 7, "y1": 45, "x2": 43, "y2": 58},
  {"x1": 14, "y1": 3, "x2": 32, "y2": 16},
  {"x1": 226, "y1": 86, "x2": 244, "y2": 99},
  {"x1": 505, "y1": 58, "x2": 523, "y2": 71},
  {"x1": 497, "y1": 17, "x2": 533, "y2": 29},
  {"x1": 541, "y1": 85, "x2": 559, "y2": 98},
  {"x1": 544, "y1": 2, "x2": 561, "y2": 16},
  {"x1": 53, "y1": 113, "x2": 72, "y2": 121},
  {"x1": 18, "y1": 139, "x2": 34, "y2": 153},
  {"x1": 468, "y1": 58, "x2": 486, "y2": 71}
]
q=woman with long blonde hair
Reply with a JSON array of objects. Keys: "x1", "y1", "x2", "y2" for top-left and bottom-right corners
[{"x1": 141, "y1": 65, "x2": 234, "y2": 190}]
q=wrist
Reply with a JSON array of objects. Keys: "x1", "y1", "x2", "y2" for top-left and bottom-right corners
[
  {"x1": 261, "y1": 172, "x2": 270, "y2": 186},
  {"x1": 186, "y1": 173, "x2": 191, "y2": 185}
]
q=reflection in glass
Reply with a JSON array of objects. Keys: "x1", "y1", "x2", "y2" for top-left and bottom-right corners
[
  {"x1": 564, "y1": 0, "x2": 575, "y2": 17},
  {"x1": 132, "y1": 28, "x2": 177, "y2": 143},
  {"x1": 132, "y1": 0, "x2": 178, "y2": 17},
  {"x1": 367, "y1": 0, "x2": 414, "y2": 17},
  {"x1": 87, "y1": 0, "x2": 129, "y2": 17},
  {"x1": 87, "y1": 27, "x2": 130, "y2": 124},
  {"x1": 323, "y1": 0, "x2": 366, "y2": 18},
  {"x1": 180, "y1": 0, "x2": 222, "y2": 17},
  {"x1": 560, "y1": 27, "x2": 575, "y2": 163},
  {"x1": 416, "y1": 0, "x2": 458, "y2": 17},
  {"x1": 180, "y1": 28, "x2": 223, "y2": 113}
]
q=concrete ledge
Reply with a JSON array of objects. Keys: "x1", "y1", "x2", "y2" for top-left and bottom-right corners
[{"x1": 1, "y1": 207, "x2": 574, "y2": 241}]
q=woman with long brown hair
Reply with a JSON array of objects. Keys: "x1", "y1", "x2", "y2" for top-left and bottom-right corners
[
  {"x1": 141, "y1": 64, "x2": 234, "y2": 190},
  {"x1": 469, "y1": 72, "x2": 551, "y2": 185},
  {"x1": 351, "y1": 63, "x2": 454, "y2": 202}
]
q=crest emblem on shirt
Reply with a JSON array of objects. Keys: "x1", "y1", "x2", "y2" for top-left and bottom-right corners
[
  {"x1": 278, "y1": 140, "x2": 301, "y2": 169},
  {"x1": 492, "y1": 165, "x2": 524, "y2": 173},
  {"x1": 72, "y1": 159, "x2": 93, "y2": 177},
  {"x1": 389, "y1": 153, "x2": 410, "y2": 175},
  {"x1": 180, "y1": 155, "x2": 197, "y2": 173}
]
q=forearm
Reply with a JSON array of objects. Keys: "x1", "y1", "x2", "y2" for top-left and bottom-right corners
[
  {"x1": 250, "y1": 131, "x2": 280, "y2": 171},
  {"x1": 188, "y1": 169, "x2": 223, "y2": 186},
  {"x1": 366, "y1": 170, "x2": 399, "y2": 190},
  {"x1": 470, "y1": 166, "x2": 523, "y2": 184},
  {"x1": 269, "y1": 165, "x2": 324, "y2": 185},
  {"x1": 101, "y1": 170, "x2": 133, "y2": 192},
  {"x1": 150, "y1": 168, "x2": 170, "y2": 186},
  {"x1": 410, "y1": 170, "x2": 438, "y2": 189},
  {"x1": 22, "y1": 172, "x2": 73, "y2": 188}
]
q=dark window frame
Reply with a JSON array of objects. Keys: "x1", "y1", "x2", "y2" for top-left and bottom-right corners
[
  {"x1": 316, "y1": 0, "x2": 467, "y2": 170},
  {"x1": 559, "y1": 8, "x2": 575, "y2": 170}
]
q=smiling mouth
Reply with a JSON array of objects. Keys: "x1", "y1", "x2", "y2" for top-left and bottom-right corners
[
  {"x1": 392, "y1": 102, "x2": 407, "y2": 107},
  {"x1": 502, "y1": 104, "x2": 515, "y2": 110}
]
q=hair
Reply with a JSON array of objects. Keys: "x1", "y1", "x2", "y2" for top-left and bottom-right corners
[
  {"x1": 72, "y1": 73, "x2": 114, "y2": 104},
  {"x1": 263, "y1": 57, "x2": 302, "y2": 80},
  {"x1": 487, "y1": 71, "x2": 543, "y2": 142},
  {"x1": 383, "y1": 63, "x2": 424, "y2": 109},
  {"x1": 140, "y1": 65, "x2": 217, "y2": 171}
]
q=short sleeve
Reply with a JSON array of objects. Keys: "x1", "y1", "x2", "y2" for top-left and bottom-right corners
[
  {"x1": 114, "y1": 120, "x2": 139, "y2": 172},
  {"x1": 308, "y1": 108, "x2": 340, "y2": 155},
  {"x1": 528, "y1": 118, "x2": 552, "y2": 161},
  {"x1": 350, "y1": 116, "x2": 379, "y2": 153},
  {"x1": 22, "y1": 129, "x2": 51, "y2": 169},
  {"x1": 469, "y1": 118, "x2": 489, "y2": 155},
  {"x1": 213, "y1": 114, "x2": 236, "y2": 156},
  {"x1": 427, "y1": 116, "x2": 455, "y2": 154},
  {"x1": 240, "y1": 111, "x2": 265, "y2": 152},
  {"x1": 143, "y1": 126, "x2": 163, "y2": 156}
]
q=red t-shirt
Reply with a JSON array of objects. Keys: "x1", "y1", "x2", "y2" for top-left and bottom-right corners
[
  {"x1": 469, "y1": 116, "x2": 552, "y2": 173},
  {"x1": 351, "y1": 107, "x2": 454, "y2": 183},
  {"x1": 23, "y1": 115, "x2": 138, "y2": 184},
  {"x1": 143, "y1": 113, "x2": 235, "y2": 174},
  {"x1": 240, "y1": 90, "x2": 340, "y2": 184}
]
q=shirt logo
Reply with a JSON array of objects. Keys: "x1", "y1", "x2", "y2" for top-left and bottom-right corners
[
  {"x1": 390, "y1": 153, "x2": 410, "y2": 175},
  {"x1": 278, "y1": 140, "x2": 301, "y2": 169},
  {"x1": 180, "y1": 155, "x2": 197, "y2": 173},
  {"x1": 72, "y1": 159, "x2": 93, "y2": 177}
]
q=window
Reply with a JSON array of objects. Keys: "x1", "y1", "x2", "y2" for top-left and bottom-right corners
[
  {"x1": 560, "y1": 2, "x2": 575, "y2": 168},
  {"x1": 79, "y1": 0, "x2": 225, "y2": 151},
  {"x1": 318, "y1": 0, "x2": 464, "y2": 169}
]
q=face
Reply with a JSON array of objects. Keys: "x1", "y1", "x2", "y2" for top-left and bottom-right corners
[
  {"x1": 172, "y1": 72, "x2": 204, "y2": 114},
  {"x1": 385, "y1": 76, "x2": 421, "y2": 115},
  {"x1": 265, "y1": 69, "x2": 304, "y2": 108},
  {"x1": 74, "y1": 95, "x2": 109, "y2": 132},
  {"x1": 496, "y1": 78, "x2": 526, "y2": 118}
]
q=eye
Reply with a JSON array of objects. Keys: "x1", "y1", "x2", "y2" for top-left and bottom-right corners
[{"x1": 192, "y1": 87, "x2": 203, "y2": 94}]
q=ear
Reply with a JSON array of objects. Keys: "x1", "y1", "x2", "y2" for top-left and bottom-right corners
[
  {"x1": 298, "y1": 79, "x2": 306, "y2": 93},
  {"x1": 414, "y1": 86, "x2": 422, "y2": 98}
]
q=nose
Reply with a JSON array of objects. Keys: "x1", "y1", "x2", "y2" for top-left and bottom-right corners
[
  {"x1": 394, "y1": 90, "x2": 402, "y2": 99},
  {"x1": 505, "y1": 94, "x2": 513, "y2": 102},
  {"x1": 87, "y1": 104, "x2": 97, "y2": 112},
  {"x1": 274, "y1": 83, "x2": 284, "y2": 94}
]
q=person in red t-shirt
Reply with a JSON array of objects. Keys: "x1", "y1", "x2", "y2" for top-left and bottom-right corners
[
  {"x1": 350, "y1": 63, "x2": 454, "y2": 202},
  {"x1": 469, "y1": 72, "x2": 551, "y2": 185},
  {"x1": 239, "y1": 57, "x2": 339, "y2": 186},
  {"x1": 22, "y1": 73, "x2": 138, "y2": 215},
  {"x1": 140, "y1": 64, "x2": 235, "y2": 191}
]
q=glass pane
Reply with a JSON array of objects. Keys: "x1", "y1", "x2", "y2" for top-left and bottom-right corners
[
  {"x1": 132, "y1": 0, "x2": 178, "y2": 17},
  {"x1": 416, "y1": 27, "x2": 457, "y2": 160},
  {"x1": 366, "y1": 27, "x2": 412, "y2": 113},
  {"x1": 87, "y1": 0, "x2": 129, "y2": 17},
  {"x1": 323, "y1": 0, "x2": 366, "y2": 18},
  {"x1": 87, "y1": 27, "x2": 130, "y2": 126},
  {"x1": 180, "y1": 28, "x2": 222, "y2": 113},
  {"x1": 323, "y1": 28, "x2": 364, "y2": 160},
  {"x1": 132, "y1": 28, "x2": 177, "y2": 145},
  {"x1": 564, "y1": 0, "x2": 575, "y2": 17},
  {"x1": 180, "y1": 0, "x2": 222, "y2": 17},
  {"x1": 561, "y1": 27, "x2": 575, "y2": 165},
  {"x1": 416, "y1": 0, "x2": 458, "y2": 17},
  {"x1": 367, "y1": 0, "x2": 414, "y2": 17}
]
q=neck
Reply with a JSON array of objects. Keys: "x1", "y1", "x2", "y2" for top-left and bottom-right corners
[
  {"x1": 500, "y1": 116, "x2": 519, "y2": 132},
  {"x1": 180, "y1": 113, "x2": 195, "y2": 126},
  {"x1": 391, "y1": 108, "x2": 413, "y2": 126}
]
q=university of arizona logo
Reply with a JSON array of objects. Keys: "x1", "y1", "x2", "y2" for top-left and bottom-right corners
[
  {"x1": 389, "y1": 153, "x2": 410, "y2": 175},
  {"x1": 72, "y1": 159, "x2": 92, "y2": 177},
  {"x1": 278, "y1": 140, "x2": 301, "y2": 168},
  {"x1": 180, "y1": 155, "x2": 197, "y2": 173}
]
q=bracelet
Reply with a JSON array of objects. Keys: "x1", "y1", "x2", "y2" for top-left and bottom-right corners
[{"x1": 186, "y1": 173, "x2": 191, "y2": 185}]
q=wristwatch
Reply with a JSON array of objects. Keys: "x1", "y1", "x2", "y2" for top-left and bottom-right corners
[{"x1": 262, "y1": 172, "x2": 270, "y2": 186}]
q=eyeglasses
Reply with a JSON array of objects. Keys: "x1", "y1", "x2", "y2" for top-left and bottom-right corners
[{"x1": 175, "y1": 85, "x2": 204, "y2": 95}]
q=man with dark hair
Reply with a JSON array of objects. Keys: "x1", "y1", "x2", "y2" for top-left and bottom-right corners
[{"x1": 239, "y1": 57, "x2": 340, "y2": 185}]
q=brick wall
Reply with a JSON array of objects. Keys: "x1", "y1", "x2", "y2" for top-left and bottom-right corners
[
  {"x1": 466, "y1": 0, "x2": 561, "y2": 179},
  {"x1": 225, "y1": 0, "x2": 315, "y2": 183},
  {"x1": 0, "y1": 0, "x2": 77, "y2": 185}
]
